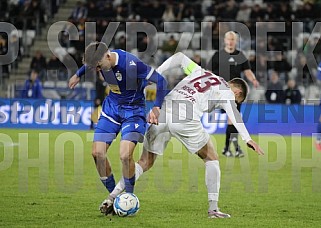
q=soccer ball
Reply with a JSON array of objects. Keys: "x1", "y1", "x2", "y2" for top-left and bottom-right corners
[{"x1": 113, "y1": 192, "x2": 140, "y2": 217}]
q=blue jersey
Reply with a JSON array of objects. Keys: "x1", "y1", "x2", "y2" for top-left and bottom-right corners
[
  {"x1": 76, "y1": 48, "x2": 168, "y2": 144},
  {"x1": 101, "y1": 49, "x2": 151, "y2": 106},
  {"x1": 76, "y1": 49, "x2": 168, "y2": 108}
]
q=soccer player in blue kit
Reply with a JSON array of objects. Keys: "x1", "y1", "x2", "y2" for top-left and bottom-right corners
[{"x1": 69, "y1": 42, "x2": 168, "y2": 212}]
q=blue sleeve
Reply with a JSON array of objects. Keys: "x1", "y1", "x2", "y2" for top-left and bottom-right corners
[
  {"x1": 76, "y1": 65, "x2": 87, "y2": 77},
  {"x1": 148, "y1": 71, "x2": 169, "y2": 108},
  {"x1": 135, "y1": 61, "x2": 152, "y2": 79}
]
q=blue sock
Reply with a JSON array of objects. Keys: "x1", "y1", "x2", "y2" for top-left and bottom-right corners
[
  {"x1": 124, "y1": 175, "x2": 135, "y2": 193},
  {"x1": 318, "y1": 123, "x2": 321, "y2": 140},
  {"x1": 100, "y1": 174, "x2": 115, "y2": 193}
]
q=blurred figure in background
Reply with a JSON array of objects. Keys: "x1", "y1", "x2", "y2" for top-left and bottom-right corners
[
  {"x1": 21, "y1": 69, "x2": 43, "y2": 99},
  {"x1": 30, "y1": 50, "x2": 47, "y2": 81},
  {"x1": 265, "y1": 71, "x2": 285, "y2": 104},
  {"x1": 284, "y1": 79, "x2": 302, "y2": 105}
]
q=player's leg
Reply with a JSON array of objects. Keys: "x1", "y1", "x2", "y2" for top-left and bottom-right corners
[
  {"x1": 101, "y1": 123, "x2": 167, "y2": 216},
  {"x1": 197, "y1": 140, "x2": 231, "y2": 218},
  {"x1": 137, "y1": 146, "x2": 158, "y2": 172},
  {"x1": 223, "y1": 122, "x2": 234, "y2": 157},
  {"x1": 93, "y1": 116, "x2": 121, "y2": 214},
  {"x1": 93, "y1": 116, "x2": 120, "y2": 193},
  {"x1": 92, "y1": 141, "x2": 114, "y2": 192},
  {"x1": 119, "y1": 140, "x2": 137, "y2": 193},
  {"x1": 227, "y1": 119, "x2": 244, "y2": 157},
  {"x1": 108, "y1": 148, "x2": 157, "y2": 201},
  {"x1": 169, "y1": 119, "x2": 230, "y2": 218},
  {"x1": 232, "y1": 103, "x2": 244, "y2": 157},
  {"x1": 221, "y1": 108, "x2": 233, "y2": 157},
  {"x1": 111, "y1": 120, "x2": 169, "y2": 197},
  {"x1": 119, "y1": 112, "x2": 147, "y2": 193}
]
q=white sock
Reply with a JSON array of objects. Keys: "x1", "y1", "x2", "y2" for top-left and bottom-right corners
[
  {"x1": 109, "y1": 163, "x2": 143, "y2": 200},
  {"x1": 205, "y1": 160, "x2": 220, "y2": 211}
]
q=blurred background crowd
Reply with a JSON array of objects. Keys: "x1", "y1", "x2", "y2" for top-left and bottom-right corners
[{"x1": 1, "y1": 0, "x2": 321, "y2": 104}]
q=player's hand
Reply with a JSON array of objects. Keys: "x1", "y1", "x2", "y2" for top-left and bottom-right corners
[
  {"x1": 69, "y1": 74, "x2": 80, "y2": 89},
  {"x1": 147, "y1": 107, "x2": 160, "y2": 125},
  {"x1": 247, "y1": 140, "x2": 264, "y2": 155}
]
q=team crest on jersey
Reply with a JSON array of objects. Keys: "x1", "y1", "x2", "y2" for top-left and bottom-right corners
[{"x1": 115, "y1": 71, "x2": 122, "y2": 81}]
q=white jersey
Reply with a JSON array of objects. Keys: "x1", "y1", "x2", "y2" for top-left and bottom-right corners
[{"x1": 157, "y1": 52, "x2": 252, "y2": 143}]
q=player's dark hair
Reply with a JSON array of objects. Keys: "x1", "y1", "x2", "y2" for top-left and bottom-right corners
[
  {"x1": 229, "y1": 78, "x2": 249, "y2": 103},
  {"x1": 83, "y1": 41, "x2": 109, "y2": 68}
]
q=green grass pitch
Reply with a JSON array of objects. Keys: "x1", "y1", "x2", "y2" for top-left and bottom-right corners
[{"x1": 1, "y1": 129, "x2": 321, "y2": 227}]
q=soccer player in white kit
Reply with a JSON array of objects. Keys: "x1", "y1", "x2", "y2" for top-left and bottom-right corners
[{"x1": 102, "y1": 52, "x2": 264, "y2": 218}]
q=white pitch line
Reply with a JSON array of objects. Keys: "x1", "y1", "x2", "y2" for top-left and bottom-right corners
[{"x1": 0, "y1": 142, "x2": 20, "y2": 147}]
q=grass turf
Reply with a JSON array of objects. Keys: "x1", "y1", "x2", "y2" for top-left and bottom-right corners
[{"x1": 1, "y1": 129, "x2": 321, "y2": 227}]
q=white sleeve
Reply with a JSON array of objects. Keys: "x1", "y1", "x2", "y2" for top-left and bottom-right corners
[
  {"x1": 156, "y1": 52, "x2": 201, "y2": 75},
  {"x1": 222, "y1": 98, "x2": 252, "y2": 143}
]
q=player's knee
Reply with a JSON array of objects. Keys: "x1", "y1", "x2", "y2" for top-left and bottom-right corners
[
  {"x1": 119, "y1": 152, "x2": 133, "y2": 164},
  {"x1": 92, "y1": 148, "x2": 104, "y2": 159}
]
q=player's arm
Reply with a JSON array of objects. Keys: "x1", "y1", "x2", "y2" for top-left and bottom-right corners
[
  {"x1": 134, "y1": 60, "x2": 168, "y2": 124},
  {"x1": 146, "y1": 70, "x2": 168, "y2": 125},
  {"x1": 69, "y1": 65, "x2": 105, "y2": 89},
  {"x1": 240, "y1": 53, "x2": 259, "y2": 88},
  {"x1": 156, "y1": 52, "x2": 201, "y2": 76},
  {"x1": 69, "y1": 65, "x2": 86, "y2": 89},
  {"x1": 244, "y1": 69, "x2": 259, "y2": 88},
  {"x1": 147, "y1": 71, "x2": 168, "y2": 107},
  {"x1": 223, "y1": 99, "x2": 264, "y2": 155}
]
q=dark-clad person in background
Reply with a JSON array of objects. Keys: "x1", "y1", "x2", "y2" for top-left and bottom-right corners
[
  {"x1": 207, "y1": 31, "x2": 259, "y2": 158},
  {"x1": 284, "y1": 79, "x2": 302, "y2": 105},
  {"x1": 265, "y1": 71, "x2": 285, "y2": 104}
]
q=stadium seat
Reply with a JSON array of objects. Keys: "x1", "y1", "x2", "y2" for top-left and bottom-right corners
[
  {"x1": 156, "y1": 32, "x2": 166, "y2": 46},
  {"x1": 247, "y1": 85, "x2": 266, "y2": 103},
  {"x1": 55, "y1": 81, "x2": 70, "y2": 98},
  {"x1": 286, "y1": 50, "x2": 297, "y2": 66},
  {"x1": 42, "y1": 89, "x2": 61, "y2": 100},
  {"x1": 17, "y1": 30, "x2": 36, "y2": 46},
  {"x1": 191, "y1": 32, "x2": 201, "y2": 49},
  {"x1": 180, "y1": 32, "x2": 193, "y2": 49},
  {"x1": 82, "y1": 82, "x2": 95, "y2": 100},
  {"x1": 305, "y1": 85, "x2": 320, "y2": 104},
  {"x1": 296, "y1": 32, "x2": 310, "y2": 49},
  {"x1": 298, "y1": 85, "x2": 305, "y2": 98},
  {"x1": 182, "y1": 50, "x2": 194, "y2": 58},
  {"x1": 56, "y1": 81, "x2": 68, "y2": 88},
  {"x1": 43, "y1": 81, "x2": 56, "y2": 88}
]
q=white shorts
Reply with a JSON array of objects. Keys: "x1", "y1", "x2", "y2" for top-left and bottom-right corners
[{"x1": 143, "y1": 111, "x2": 210, "y2": 155}]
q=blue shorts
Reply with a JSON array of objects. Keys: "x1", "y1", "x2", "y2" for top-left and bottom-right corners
[{"x1": 93, "y1": 101, "x2": 146, "y2": 145}]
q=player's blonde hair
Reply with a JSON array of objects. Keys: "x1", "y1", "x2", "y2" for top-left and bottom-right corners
[
  {"x1": 229, "y1": 78, "x2": 249, "y2": 103},
  {"x1": 224, "y1": 31, "x2": 238, "y2": 40},
  {"x1": 83, "y1": 41, "x2": 109, "y2": 68}
]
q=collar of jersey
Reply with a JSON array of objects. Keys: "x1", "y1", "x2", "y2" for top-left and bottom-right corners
[{"x1": 112, "y1": 51, "x2": 119, "y2": 66}]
